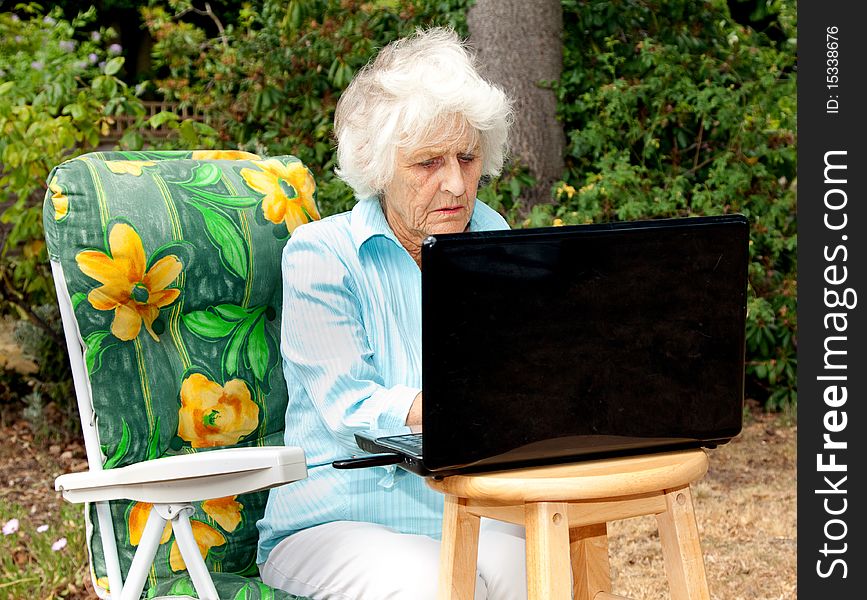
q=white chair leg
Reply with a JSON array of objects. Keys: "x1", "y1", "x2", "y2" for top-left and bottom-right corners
[
  {"x1": 120, "y1": 505, "x2": 167, "y2": 600},
  {"x1": 95, "y1": 501, "x2": 125, "y2": 598},
  {"x1": 170, "y1": 507, "x2": 219, "y2": 600}
]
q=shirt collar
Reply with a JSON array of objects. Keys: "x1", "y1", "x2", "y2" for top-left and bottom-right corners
[{"x1": 350, "y1": 197, "x2": 400, "y2": 252}]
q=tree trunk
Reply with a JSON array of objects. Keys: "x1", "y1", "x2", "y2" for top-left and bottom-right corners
[{"x1": 467, "y1": 0, "x2": 565, "y2": 209}]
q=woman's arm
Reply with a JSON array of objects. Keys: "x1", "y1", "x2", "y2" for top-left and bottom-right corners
[
  {"x1": 280, "y1": 228, "x2": 420, "y2": 450},
  {"x1": 405, "y1": 392, "x2": 422, "y2": 427}
]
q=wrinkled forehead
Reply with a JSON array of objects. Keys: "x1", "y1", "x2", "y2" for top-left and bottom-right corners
[{"x1": 397, "y1": 113, "x2": 481, "y2": 157}]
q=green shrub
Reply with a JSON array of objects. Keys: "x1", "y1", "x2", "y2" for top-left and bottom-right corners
[
  {"x1": 142, "y1": 0, "x2": 472, "y2": 216},
  {"x1": 8, "y1": 0, "x2": 797, "y2": 417},
  {"x1": 0, "y1": 4, "x2": 146, "y2": 413},
  {"x1": 550, "y1": 0, "x2": 797, "y2": 410}
]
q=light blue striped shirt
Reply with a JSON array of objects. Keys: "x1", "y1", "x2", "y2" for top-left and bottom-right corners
[{"x1": 257, "y1": 197, "x2": 509, "y2": 564}]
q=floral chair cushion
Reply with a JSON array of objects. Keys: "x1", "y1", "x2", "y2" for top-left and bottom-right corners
[{"x1": 43, "y1": 150, "x2": 319, "y2": 599}]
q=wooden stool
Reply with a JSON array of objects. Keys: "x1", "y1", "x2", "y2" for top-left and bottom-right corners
[{"x1": 427, "y1": 449, "x2": 711, "y2": 600}]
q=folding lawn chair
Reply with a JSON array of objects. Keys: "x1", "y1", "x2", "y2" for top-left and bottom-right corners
[{"x1": 43, "y1": 150, "x2": 319, "y2": 599}]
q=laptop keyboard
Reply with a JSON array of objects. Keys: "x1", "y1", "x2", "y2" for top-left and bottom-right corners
[{"x1": 377, "y1": 433, "x2": 424, "y2": 458}]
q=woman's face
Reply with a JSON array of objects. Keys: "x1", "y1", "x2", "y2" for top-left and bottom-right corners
[{"x1": 381, "y1": 125, "x2": 483, "y2": 263}]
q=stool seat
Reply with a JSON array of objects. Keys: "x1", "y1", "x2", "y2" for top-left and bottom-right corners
[
  {"x1": 428, "y1": 449, "x2": 708, "y2": 502},
  {"x1": 428, "y1": 449, "x2": 712, "y2": 600}
]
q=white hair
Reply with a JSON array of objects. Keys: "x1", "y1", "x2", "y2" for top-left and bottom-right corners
[{"x1": 334, "y1": 27, "x2": 513, "y2": 200}]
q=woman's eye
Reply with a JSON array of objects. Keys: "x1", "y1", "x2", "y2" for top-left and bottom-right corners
[
  {"x1": 458, "y1": 154, "x2": 476, "y2": 164},
  {"x1": 418, "y1": 158, "x2": 440, "y2": 168}
]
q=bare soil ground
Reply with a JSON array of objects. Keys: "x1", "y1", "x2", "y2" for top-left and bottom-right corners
[
  {"x1": 609, "y1": 410, "x2": 797, "y2": 599},
  {"x1": 0, "y1": 406, "x2": 796, "y2": 600}
]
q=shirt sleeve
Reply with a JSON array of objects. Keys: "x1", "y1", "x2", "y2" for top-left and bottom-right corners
[{"x1": 279, "y1": 227, "x2": 420, "y2": 451}]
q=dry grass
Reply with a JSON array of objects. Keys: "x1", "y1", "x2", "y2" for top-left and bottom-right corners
[
  {"x1": 0, "y1": 409, "x2": 795, "y2": 599},
  {"x1": 607, "y1": 412, "x2": 796, "y2": 600}
]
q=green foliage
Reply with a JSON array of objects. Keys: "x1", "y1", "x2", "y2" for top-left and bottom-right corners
[
  {"x1": 549, "y1": 0, "x2": 797, "y2": 410},
  {"x1": 477, "y1": 164, "x2": 537, "y2": 225},
  {"x1": 142, "y1": 0, "x2": 471, "y2": 216},
  {"x1": 7, "y1": 0, "x2": 797, "y2": 415},
  {"x1": 0, "y1": 4, "x2": 146, "y2": 413}
]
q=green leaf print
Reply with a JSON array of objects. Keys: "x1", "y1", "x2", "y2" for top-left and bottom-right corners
[
  {"x1": 83, "y1": 330, "x2": 114, "y2": 374},
  {"x1": 117, "y1": 150, "x2": 190, "y2": 161},
  {"x1": 185, "y1": 162, "x2": 223, "y2": 187},
  {"x1": 173, "y1": 164, "x2": 259, "y2": 208},
  {"x1": 257, "y1": 580, "x2": 275, "y2": 600},
  {"x1": 188, "y1": 199, "x2": 248, "y2": 280},
  {"x1": 71, "y1": 292, "x2": 87, "y2": 310},
  {"x1": 214, "y1": 303, "x2": 251, "y2": 321},
  {"x1": 225, "y1": 318, "x2": 256, "y2": 377},
  {"x1": 233, "y1": 586, "x2": 251, "y2": 600},
  {"x1": 247, "y1": 316, "x2": 269, "y2": 382},
  {"x1": 169, "y1": 577, "x2": 197, "y2": 596},
  {"x1": 102, "y1": 419, "x2": 130, "y2": 468},
  {"x1": 183, "y1": 310, "x2": 238, "y2": 339},
  {"x1": 192, "y1": 190, "x2": 260, "y2": 208},
  {"x1": 184, "y1": 304, "x2": 273, "y2": 383},
  {"x1": 146, "y1": 416, "x2": 161, "y2": 460}
]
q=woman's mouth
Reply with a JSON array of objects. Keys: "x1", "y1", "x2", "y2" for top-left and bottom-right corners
[{"x1": 435, "y1": 206, "x2": 463, "y2": 215}]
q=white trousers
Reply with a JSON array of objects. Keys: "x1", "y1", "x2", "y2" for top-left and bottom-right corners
[{"x1": 260, "y1": 519, "x2": 528, "y2": 600}]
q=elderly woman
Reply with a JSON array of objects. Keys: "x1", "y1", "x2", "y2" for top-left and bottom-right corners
[{"x1": 257, "y1": 28, "x2": 526, "y2": 599}]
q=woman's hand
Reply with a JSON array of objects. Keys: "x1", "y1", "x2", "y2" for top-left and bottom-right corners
[{"x1": 405, "y1": 391, "x2": 423, "y2": 426}]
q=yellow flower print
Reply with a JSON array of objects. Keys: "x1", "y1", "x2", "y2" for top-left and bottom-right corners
[
  {"x1": 202, "y1": 496, "x2": 243, "y2": 532},
  {"x1": 49, "y1": 179, "x2": 68, "y2": 220},
  {"x1": 177, "y1": 373, "x2": 259, "y2": 448},
  {"x1": 240, "y1": 159, "x2": 320, "y2": 233},
  {"x1": 127, "y1": 502, "x2": 227, "y2": 573},
  {"x1": 105, "y1": 160, "x2": 157, "y2": 176},
  {"x1": 191, "y1": 150, "x2": 261, "y2": 161},
  {"x1": 76, "y1": 223, "x2": 182, "y2": 341},
  {"x1": 128, "y1": 502, "x2": 173, "y2": 547},
  {"x1": 169, "y1": 520, "x2": 227, "y2": 572}
]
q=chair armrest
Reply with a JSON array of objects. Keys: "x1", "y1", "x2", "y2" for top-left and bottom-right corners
[{"x1": 55, "y1": 446, "x2": 307, "y2": 504}]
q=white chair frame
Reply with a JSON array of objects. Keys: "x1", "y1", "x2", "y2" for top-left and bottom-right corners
[{"x1": 50, "y1": 260, "x2": 307, "y2": 599}]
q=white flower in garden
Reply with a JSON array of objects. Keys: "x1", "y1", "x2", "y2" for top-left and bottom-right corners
[
  {"x1": 51, "y1": 537, "x2": 67, "y2": 551},
  {"x1": 37, "y1": 524, "x2": 49, "y2": 533},
  {"x1": 2, "y1": 518, "x2": 19, "y2": 535},
  {"x1": 91, "y1": 31, "x2": 101, "y2": 41},
  {"x1": 60, "y1": 40, "x2": 75, "y2": 52},
  {"x1": 108, "y1": 43, "x2": 122, "y2": 55}
]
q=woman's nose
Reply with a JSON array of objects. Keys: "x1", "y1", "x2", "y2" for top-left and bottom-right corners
[{"x1": 439, "y1": 157, "x2": 466, "y2": 198}]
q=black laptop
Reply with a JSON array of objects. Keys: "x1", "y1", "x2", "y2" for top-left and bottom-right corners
[{"x1": 336, "y1": 214, "x2": 750, "y2": 477}]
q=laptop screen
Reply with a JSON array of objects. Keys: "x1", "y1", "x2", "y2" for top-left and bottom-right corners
[{"x1": 420, "y1": 215, "x2": 750, "y2": 471}]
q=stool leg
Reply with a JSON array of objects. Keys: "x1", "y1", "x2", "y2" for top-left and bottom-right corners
[
  {"x1": 570, "y1": 523, "x2": 611, "y2": 600},
  {"x1": 438, "y1": 495, "x2": 481, "y2": 600},
  {"x1": 656, "y1": 485, "x2": 710, "y2": 600},
  {"x1": 525, "y1": 501, "x2": 572, "y2": 600}
]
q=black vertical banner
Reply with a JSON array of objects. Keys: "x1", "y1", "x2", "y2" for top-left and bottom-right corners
[{"x1": 797, "y1": 2, "x2": 867, "y2": 596}]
